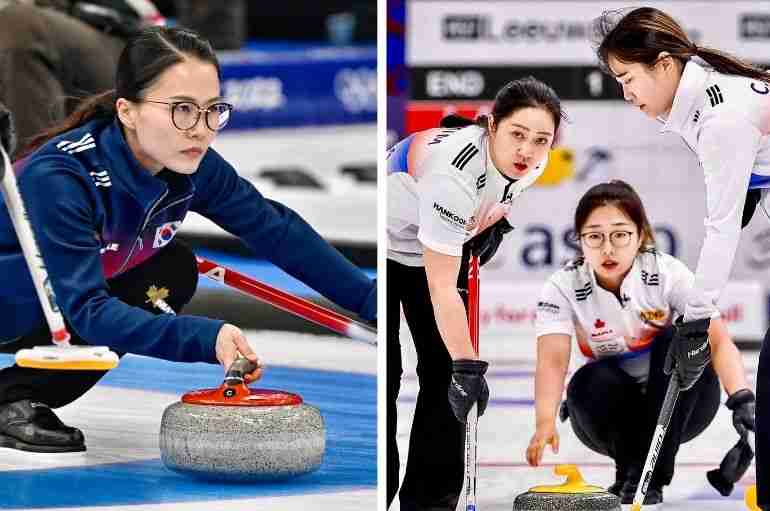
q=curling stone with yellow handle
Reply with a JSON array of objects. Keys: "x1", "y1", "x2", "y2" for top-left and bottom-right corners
[{"x1": 512, "y1": 464, "x2": 621, "y2": 511}]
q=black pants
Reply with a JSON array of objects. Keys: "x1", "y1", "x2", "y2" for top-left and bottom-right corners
[
  {"x1": 756, "y1": 327, "x2": 770, "y2": 509},
  {"x1": 387, "y1": 259, "x2": 469, "y2": 511},
  {"x1": 0, "y1": 240, "x2": 198, "y2": 408},
  {"x1": 566, "y1": 327, "x2": 720, "y2": 488}
]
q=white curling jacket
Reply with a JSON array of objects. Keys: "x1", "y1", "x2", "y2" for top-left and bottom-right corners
[
  {"x1": 535, "y1": 249, "x2": 720, "y2": 383},
  {"x1": 386, "y1": 125, "x2": 547, "y2": 266},
  {"x1": 661, "y1": 60, "x2": 770, "y2": 321}
]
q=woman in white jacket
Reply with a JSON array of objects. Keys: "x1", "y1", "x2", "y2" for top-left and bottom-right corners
[
  {"x1": 593, "y1": 6, "x2": 770, "y2": 508},
  {"x1": 526, "y1": 180, "x2": 753, "y2": 505}
]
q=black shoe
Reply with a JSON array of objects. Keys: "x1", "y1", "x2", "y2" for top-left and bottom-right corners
[
  {"x1": 644, "y1": 486, "x2": 664, "y2": 505},
  {"x1": 620, "y1": 481, "x2": 663, "y2": 505},
  {"x1": 0, "y1": 400, "x2": 85, "y2": 452}
]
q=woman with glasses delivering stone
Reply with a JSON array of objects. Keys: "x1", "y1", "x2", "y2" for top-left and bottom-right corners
[
  {"x1": 525, "y1": 181, "x2": 753, "y2": 505},
  {"x1": 0, "y1": 27, "x2": 376, "y2": 453}
]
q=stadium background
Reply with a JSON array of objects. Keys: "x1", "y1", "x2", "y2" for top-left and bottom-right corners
[{"x1": 174, "y1": 1, "x2": 378, "y2": 331}]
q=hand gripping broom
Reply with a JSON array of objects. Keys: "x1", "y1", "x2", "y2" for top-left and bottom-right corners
[{"x1": 0, "y1": 143, "x2": 118, "y2": 370}]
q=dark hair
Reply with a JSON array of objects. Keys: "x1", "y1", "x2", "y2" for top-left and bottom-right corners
[
  {"x1": 475, "y1": 76, "x2": 566, "y2": 135},
  {"x1": 594, "y1": 7, "x2": 770, "y2": 83},
  {"x1": 19, "y1": 26, "x2": 219, "y2": 159},
  {"x1": 574, "y1": 180, "x2": 656, "y2": 252}
]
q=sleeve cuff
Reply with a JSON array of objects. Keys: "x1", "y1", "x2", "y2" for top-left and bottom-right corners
[
  {"x1": 536, "y1": 322, "x2": 574, "y2": 338},
  {"x1": 418, "y1": 234, "x2": 463, "y2": 257}
]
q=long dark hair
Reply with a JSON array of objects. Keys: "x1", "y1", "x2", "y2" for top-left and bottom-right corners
[
  {"x1": 476, "y1": 76, "x2": 566, "y2": 134},
  {"x1": 18, "y1": 26, "x2": 219, "y2": 159},
  {"x1": 593, "y1": 7, "x2": 770, "y2": 83},
  {"x1": 574, "y1": 180, "x2": 656, "y2": 252}
]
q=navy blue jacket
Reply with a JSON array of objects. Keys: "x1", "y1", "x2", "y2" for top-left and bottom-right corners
[{"x1": 0, "y1": 119, "x2": 376, "y2": 363}]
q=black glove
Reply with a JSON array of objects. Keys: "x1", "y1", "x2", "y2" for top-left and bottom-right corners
[
  {"x1": 448, "y1": 359, "x2": 489, "y2": 423},
  {"x1": 707, "y1": 436, "x2": 754, "y2": 496},
  {"x1": 0, "y1": 102, "x2": 16, "y2": 155},
  {"x1": 464, "y1": 217, "x2": 514, "y2": 267},
  {"x1": 663, "y1": 317, "x2": 711, "y2": 391},
  {"x1": 743, "y1": 188, "x2": 762, "y2": 228},
  {"x1": 706, "y1": 389, "x2": 757, "y2": 496},
  {"x1": 726, "y1": 388, "x2": 756, "y2": 438}
]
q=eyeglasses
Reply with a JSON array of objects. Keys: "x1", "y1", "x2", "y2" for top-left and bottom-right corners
[
  {"x1": 143, "y1": 99, "x2": 233, "y2": 131},
  {"x1": 580, "y1": 230, "x2": 635, "y2": 249}
]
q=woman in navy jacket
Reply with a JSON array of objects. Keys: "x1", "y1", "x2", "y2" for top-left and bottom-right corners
[{"x1": 0, "y1": 26, "x2": 376, "y2": 453}]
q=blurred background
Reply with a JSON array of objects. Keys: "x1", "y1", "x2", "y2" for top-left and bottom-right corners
[
  {"x1": 0, "y1": 0, "x2": 376, "y2": 331},
  {"x1": 167, "y1": 1, "x2": 378, "y2": 330},
  {"x1": 388, "y1": 0, "x2": 770, "y2": 347}
]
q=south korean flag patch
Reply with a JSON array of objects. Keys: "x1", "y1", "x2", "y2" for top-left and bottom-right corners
[{"x1": 153, "y1": 221, "x2": 181, "y2": 249}]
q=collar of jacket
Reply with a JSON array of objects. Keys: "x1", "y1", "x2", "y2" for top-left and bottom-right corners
[
  {"x1": 101, "y1": 118, "x2": 194, "y2": 205},
  {"x1": 660, "y1": 59, "x2": 710, "y2": 136}
]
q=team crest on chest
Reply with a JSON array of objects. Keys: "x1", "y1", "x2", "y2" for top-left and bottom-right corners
[
  {"x1": 591, "y1": 318, "x2": 615, "y2": 340},
  {"x1": 640, "y1": 309, "x2": 665, "y2": 322}
]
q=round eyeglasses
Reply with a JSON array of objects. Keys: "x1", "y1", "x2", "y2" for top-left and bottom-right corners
[
  {"x1": 144, "y1": 99, "x2": 233, "y2": 131},
  {"x1": 580, "y1": 230, "x2": 635, "y2": 249}
]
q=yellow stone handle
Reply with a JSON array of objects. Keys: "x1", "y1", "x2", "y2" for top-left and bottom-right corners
[
  {"x1": 554, "y1": 464, "x2": 586, "y2": 486},
  {"x1": 746, "y1": 485, "x2": 760, "y2": 511},
  {"x1": 529, "y1": 464, "x2": 605, "y2": 494}
]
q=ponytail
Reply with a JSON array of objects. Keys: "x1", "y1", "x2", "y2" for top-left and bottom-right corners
[
  {"x1": 693, "y1": 46, "x2": 770, "y2": 84},
  {"x1": 17, "y1": 90, "x2": 117, "y2": 159}
]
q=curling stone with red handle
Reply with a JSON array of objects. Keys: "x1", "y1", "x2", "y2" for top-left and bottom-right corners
[{"x1": 159, "y1": 358, "x2": 325, "y2": 481}]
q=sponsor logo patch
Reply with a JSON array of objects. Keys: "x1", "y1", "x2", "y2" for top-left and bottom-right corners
[
  {"x1": 590, "y1": 318, "x2": 616, "y2": 340},
  {"x1": 145, "y1": 285, "x2": 174, "y2": 314},
  {"x1": 592, "y1": 339, "x2": 623, "y2": 355},
  {"x1": 433, "y1": 202, "x2": 468, "y2": 228},
  {"x1": 537, "y1": 301, "x2": 560, "y2": 314},
  {"x1": 640, "y1": 309, "x2": 665, "y2": 322}
]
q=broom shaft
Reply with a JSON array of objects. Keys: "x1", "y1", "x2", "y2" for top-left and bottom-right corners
[
  {"x1": 631, "y1": 374, "x2": 680, "y2": 511},
  {"x1": 0, "y1": 144, "x2": 70, "y2": 345},
  {"x1": 459, "y1": 254, "x2": 481, "y2": 511}
]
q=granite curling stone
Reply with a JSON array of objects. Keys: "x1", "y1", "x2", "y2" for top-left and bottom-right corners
[
  {"x1": 160, "y1": 358, "x2": 325, "y2": 481},
  {"x1": 513, "y1": 465, "x2": 620, "y2": 511}
]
